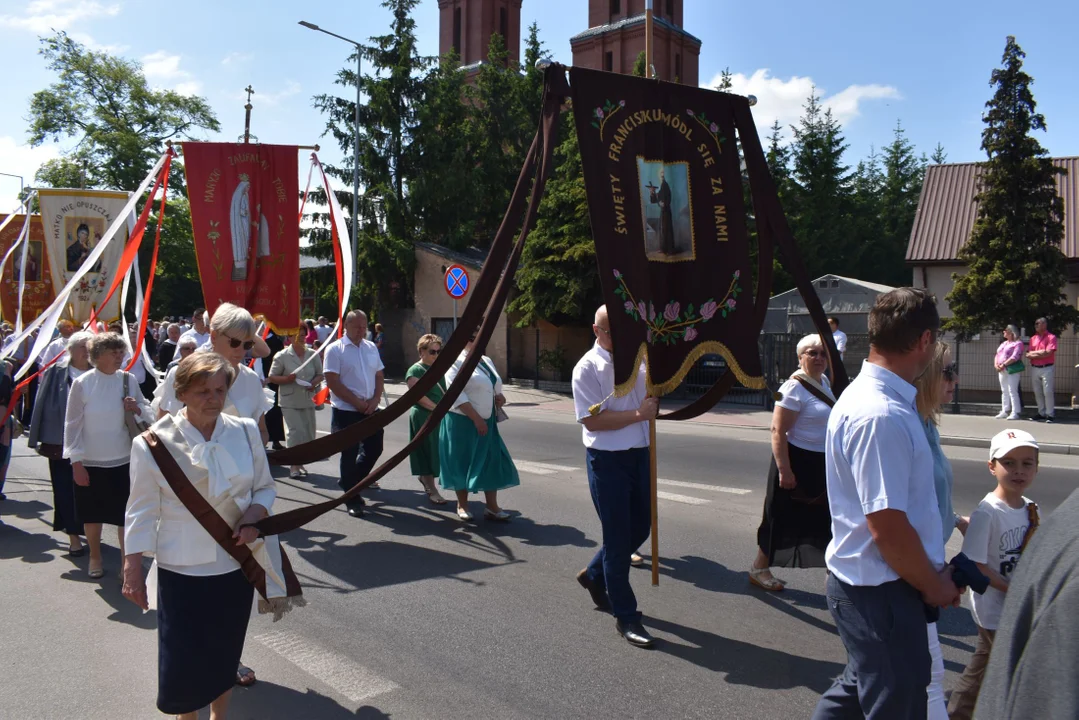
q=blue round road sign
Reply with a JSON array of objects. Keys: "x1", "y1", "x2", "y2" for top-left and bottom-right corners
[{"x1": 444, "y1": 264, "x2": 469, "y2": 299}]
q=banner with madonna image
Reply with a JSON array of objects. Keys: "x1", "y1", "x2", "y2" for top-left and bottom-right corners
[
  {"x1": 37, "y1": 189, "x2": 130, "y2": 324},
  {"x1": 568, "y1": 67, "x2": 766, "y2": 397}
]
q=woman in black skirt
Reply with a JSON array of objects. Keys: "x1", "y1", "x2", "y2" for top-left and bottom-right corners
[
  {"x1": 29, "y1": 331, "x2": 94, "y2": 555},
  {"x1": 123, "y1": 353, "x2": 278, "y2": 719},
  {"x1": 63, "y1": 333, "x2": 153, "y2": 579},
  {"x1": 750, "y1": 334, "x2": 835, "y2": 591}
]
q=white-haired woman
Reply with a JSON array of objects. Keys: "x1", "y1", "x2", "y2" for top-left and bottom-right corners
[
  {"x1": 750, "y1": 333, "x2": 835, "y2": 591},
  {"x1": 155, "y1": 303, "x2": 273, "y2": 442},
  {"x1": 63, "y1": 332, "x2": 153, "y2": 579},
  {"x1": 29, "y1": 331, "x2": 93, "y2": 556},
  {"x1": 993, "y1": 325, "x2": 1024, "y2": 420}
]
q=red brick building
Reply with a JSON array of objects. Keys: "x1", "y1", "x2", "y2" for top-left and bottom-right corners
[
  {"x1": 571, "y1": 0, "x2": 701, "y2": 85},
  {"x1": 438, "y1": 0, "x2": 523, "y2": 77}
]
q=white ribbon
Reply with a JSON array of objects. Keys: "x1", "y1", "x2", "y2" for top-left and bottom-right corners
[
  {"x1": 189, "y1": 438, "x2": 243, "y2": 501},
  {"x1": 0, "y1": 201, "x2": 34, "y2": 324},
  {"x1": 3, "y1": 152, "x2": 168, "y2": 378},
  {"x1": 14, "y1": 206, "x2": 32, "y2": 334}
]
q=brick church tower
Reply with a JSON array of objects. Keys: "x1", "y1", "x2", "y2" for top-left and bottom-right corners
[
  {"x1": 438, "y1": 0, "x2": 523, "y2": 76},
  {"x1": 571, "y1": 0, "x2": 701, "y2": 85}
]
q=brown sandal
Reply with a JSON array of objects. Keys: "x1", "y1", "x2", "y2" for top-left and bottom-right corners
[{"x1": 748, "y1": 568, "x2": 785, "y2": 592}]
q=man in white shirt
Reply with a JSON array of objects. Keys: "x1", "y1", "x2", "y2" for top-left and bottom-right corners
[
  {"x1": 828, "y1": 317, "x2": 847, "y2": 361},
  {"x1": 813, "y1": 289, "x2": 961, "y2": 719},
  {"x1": 571, "y1": 305, "x2": 659, "y2": 649},
  {"x1": 315, "y1": 316, "x2": 334, "y2": 344},
  {"x1": 179, "y1": 307, "x2": 211, "y2": 348},
  {"x1": 43, "y1": 320, "x2": 76, "y2": 363},
  {"x1": 324, "y1": 310, "x2": 384, "y2": 518}
]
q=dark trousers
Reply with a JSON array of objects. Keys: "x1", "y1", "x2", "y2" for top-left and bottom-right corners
[
  {"x1": 812, "y1": 574, "x2": 930, "y2": 720},
  {"x1": 584, "y1": 446, "x2": 651, "y2": 624},
  {"x1": 331, "y1": 407, "x2": 384, "y2": 508}
]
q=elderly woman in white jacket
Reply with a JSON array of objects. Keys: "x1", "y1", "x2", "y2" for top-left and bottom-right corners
[
  {"x1": 438, "y1": 329, "x2": 519, "y2": 522},
  {"x1": 63, "y1": 332, "x2": 153, "y2": 579},
  {"x1": 123, "y1": 353, "x2": 277, "y2": 719}
]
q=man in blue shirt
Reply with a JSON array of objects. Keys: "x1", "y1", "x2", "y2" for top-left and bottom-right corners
[{"x1": 813, "y1": 288, "x2": 961, "y2": 719}]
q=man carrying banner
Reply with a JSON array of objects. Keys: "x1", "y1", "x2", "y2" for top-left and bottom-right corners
[
  {"x1": 572, "y1": 305, "x2": 658, "y2": 648},
  {"x1": 324, "y1": 310, "x2": 384, "y2": 518}
]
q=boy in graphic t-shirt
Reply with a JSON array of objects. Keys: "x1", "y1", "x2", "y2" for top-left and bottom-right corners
[{"x1": 947, "y1": 428, "x2": 1040, "y2": 720}]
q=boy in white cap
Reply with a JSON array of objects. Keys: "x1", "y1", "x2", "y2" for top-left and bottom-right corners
[{"x1": 948, "y1": 428, "x2": 1041, "y2": 720}]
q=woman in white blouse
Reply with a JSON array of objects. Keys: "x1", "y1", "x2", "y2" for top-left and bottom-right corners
[
  {"x1": 63, "y1": 333, "x2": 153, "y2": 579},
  {"x1": 438, "y1": 329, "x2": 519, "y2": 522},
  {"x1": 123, "y1": 353, "x2": 276, "y2": 719},
  {"x1": 154, "y1": 303, "x2": 273, "y2": 442},
  {"x1": 749, "y1": 333, "x2": 835, "y2": 591}
]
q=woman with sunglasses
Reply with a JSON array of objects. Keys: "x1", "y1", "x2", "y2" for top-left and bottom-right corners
[
  {"x1": 269, "y1": 329, "x2": 325, "y2": 478},
  {"x1": 912, "y1": 341, "x2": 966, "y2": 719},
  {"x1": 750, "y1": 333, "x2": 835, "y2": 591},
  {"x1": 405, "y1": 334, "x2": 448, "y2": 505}
]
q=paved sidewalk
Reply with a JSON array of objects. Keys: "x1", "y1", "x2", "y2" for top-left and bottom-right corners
[{"x1": 386, "y1": 382, "x2": 1079, "y2": 455}]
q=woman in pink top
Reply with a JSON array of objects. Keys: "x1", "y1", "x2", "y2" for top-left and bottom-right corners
[{"x1": 993, "y1": 325, "x2": 1024, "y2": 419}]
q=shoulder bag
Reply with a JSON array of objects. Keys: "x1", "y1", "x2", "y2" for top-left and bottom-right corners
[
  {"x1": 793, "y1": 376, "x2": 835, "y2": 408},
  {"x1": 121, "y1": 371, "x2": 151, "y2": 439}
]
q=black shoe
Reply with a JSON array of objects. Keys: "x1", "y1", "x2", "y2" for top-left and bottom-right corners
[
  {"x1": 1045, "y1": 416, "x2": 1054, "y2": 424},
  {"x1": 346, "y1": 503, "x2": 364, "y2": 518},
  {"x1": 272, "y1": 442, "x2": 286, "y2": 451},
  {"x1": 616, "y1": 620, "x2": 655, "y2": 648},
  {"x1": 576, "y1": 569, "x2": 611, "y2": 611}
]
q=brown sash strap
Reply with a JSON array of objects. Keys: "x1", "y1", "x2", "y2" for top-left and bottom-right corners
[
  {"x1": 254, "y1": 68, "x2": 569, "y2": 537},
  {"x1": 143, "y1": 429, "x2": 299, "y2": 601},
  {"x1": 793, "y1": 376, "x2": 836, "y2": 408},
  {"x1": 1019, "y1": 502, "x2": 1040, "y2": 554}
]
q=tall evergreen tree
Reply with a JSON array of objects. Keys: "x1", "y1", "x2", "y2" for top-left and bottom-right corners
[
  {"x1": 763, "y1": 120, "x2": 795, "y2": 290},
  {"x1": 788, "y1": 90, "x2": 854, "y2": 279},
  {"x1": 930, "y1": 143, "x2": 947, "y2": 165},
  {"x1": 850, "y1": 147, "x2": 885, "y2": 279},
  {"x1": 868, "y1": 121, "x2": 924, "y2": 286},
  {"x1": 519, "y1": 23, "x2": 547, "y2": 134},
  {"x1": 945, "y1": 36, "x2": 1077, "y2": 336}
]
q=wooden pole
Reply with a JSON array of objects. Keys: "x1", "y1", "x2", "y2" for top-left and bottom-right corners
[
  {"x1": 645, "y1": 0, "x2": 655, "y2": 81},
  {"x1": 644, "y1": 0, "x2": 659, "y2": 588}
]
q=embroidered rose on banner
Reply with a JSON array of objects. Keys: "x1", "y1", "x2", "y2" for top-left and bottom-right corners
[{"x1": 610, "y1": 269, "x2": 744, "y2": 346}]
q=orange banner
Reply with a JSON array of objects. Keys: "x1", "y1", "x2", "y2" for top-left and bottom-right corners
[{"x1": 0, "y1": 215, "x2": 56, "y2": 324}]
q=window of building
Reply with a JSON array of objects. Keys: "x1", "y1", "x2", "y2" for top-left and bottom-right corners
[
  {"x1": 675, "y1": 54, "x2": 681, "y2": 82},
  {"x1": 453, "y1": 7, "x2": 461, "y2": 55},
  {"x1": 610, "y1": 0, "x2": 620, "y2": 15},
  {"x1": 604, "y1": 51, "x2": 613, "y2": 72},
  {"x1": 666, "y1": 0, "x2": 674, "y2": 18},
  {"x1": 500, "y1": 7, "x2": 507, "y2": 40}
]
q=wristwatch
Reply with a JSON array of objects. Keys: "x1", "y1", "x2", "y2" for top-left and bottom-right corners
[{"x1": 953, "y1": 512, "x2": 963, "y2": 528}]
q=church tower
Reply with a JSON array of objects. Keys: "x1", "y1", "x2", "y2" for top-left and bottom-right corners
[
  {"x1": 438, "y1": 0, "x2": 523, "y2": 76},
  {"x1": 571, "y1": 0, "x2": 701, "y2": 85}
]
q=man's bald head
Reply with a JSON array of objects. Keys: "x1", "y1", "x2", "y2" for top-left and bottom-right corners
[
  {"x1": 594, "y1": 305, "x2": 608, "y2": 327},
  {"x1": 593, "y1": 305, "x2": 613, "y2": 352}
]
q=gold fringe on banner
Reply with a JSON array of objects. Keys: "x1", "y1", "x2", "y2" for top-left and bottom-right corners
[{"x1": 614, "y1": 339, "x2": 768, "y2": 400}]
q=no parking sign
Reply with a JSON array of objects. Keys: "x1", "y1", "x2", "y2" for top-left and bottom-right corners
[{"x1": 444, "y1": 264, "x2": 469, "y2": 298}]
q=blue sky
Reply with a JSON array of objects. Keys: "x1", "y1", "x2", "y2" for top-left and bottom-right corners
[{"x1": 1, "y1": 0, "x2": 1078, "y2": 204}]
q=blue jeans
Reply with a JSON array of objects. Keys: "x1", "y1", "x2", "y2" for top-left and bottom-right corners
[
  {"x1": 331, "y1": 407, "x2": 384, "y2": 508},
  {"x1": 585, "y1": 446, "x2": 651, "y2": 624},
  {"x1": 812, "y1": 574, "x2": 931, "y2": 719}
]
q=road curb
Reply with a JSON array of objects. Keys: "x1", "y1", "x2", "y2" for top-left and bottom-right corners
[{"x1": 938, "y1": 435, "x2": 1078, "y2": 456}]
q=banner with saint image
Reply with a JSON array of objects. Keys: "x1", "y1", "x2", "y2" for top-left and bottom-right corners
[
  {"x1": 569, "y1": 67, "x2": 766, "y2": 397},
  {"x1": 0, "y1": 214, "x2": 56, "y2": 324},
  {"x1": 37, "y1": 189, "x2": 130, "y2": 323}
]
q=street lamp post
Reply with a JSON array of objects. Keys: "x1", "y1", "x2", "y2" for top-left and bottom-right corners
[
  {"x1": 299, "y1": 21, "x2": 362, "y2": 287},
  {"x1": 0, "y1": 172, "x2": 25, "y2": 201}
]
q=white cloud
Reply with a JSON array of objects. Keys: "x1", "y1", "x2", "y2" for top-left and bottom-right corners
[
  {"x1": 0, "y1": 137, "x2": 62, "y2": 200},
  {"x1": 221, "y1": 52, "x2": 252, "y2": 66},
  {"x1": 141, "y1": 50, "x2": 201, "y2": 94},
  {"x1": 253, "y1": 81, "x2": 302, "y2": 107},
  {"x1": 0, "y1": 0, "x2": 120, "y2": 34},
  {"x1": 703, "y1": 68, "x2": 901, "y2": 141}
]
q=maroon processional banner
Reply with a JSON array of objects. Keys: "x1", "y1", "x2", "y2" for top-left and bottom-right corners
[
  {"x1": 182, "y1": 143, "x2": 301, "y2": 332},
  {"x1": 569, "y1": 67, "x2": 766, "y2": 397}
]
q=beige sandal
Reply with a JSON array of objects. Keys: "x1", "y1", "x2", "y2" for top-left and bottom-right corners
[
  {"x1": 419, "y1": 477, "x2": 448, "y2": 505},
  {"x1": 748, "y1": 567, "x2": 785, "y2": 592}
]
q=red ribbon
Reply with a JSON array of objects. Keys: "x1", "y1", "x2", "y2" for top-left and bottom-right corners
[
  {"x1": 126, "y1": 152, "x2": 172, "y2": 371},
  {"x1": 0, "y1": 350, "x2": 66, "y2": 427}
]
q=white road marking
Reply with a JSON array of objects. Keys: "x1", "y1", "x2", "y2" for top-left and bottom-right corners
[
  {"x1": 256, "y1": 630, "x2": 398, "y2": 704},
  {"x1": 656, "y1": 490, "x2": 711, "y2": 505},
  {"x1": 514, "y1": 460, "x2": 579, "y2": 476},
  {"x1": 658, "y1": 478, "x2": 752, "y2": 495}
]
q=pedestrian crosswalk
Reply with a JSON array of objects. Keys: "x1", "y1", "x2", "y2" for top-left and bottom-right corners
[
  {"x1": 510, "y1": 460, "x2": 753, "y2": 506},
  {"x1": 256, "y1": 630, "x2": 399, "y2": 704}
]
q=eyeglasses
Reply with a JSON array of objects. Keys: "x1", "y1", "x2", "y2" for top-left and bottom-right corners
[
  {"x1": 803, "y1": 350, "x2": 826, "y2": 358},
  {"x1": 596, "y1": 326, "x2": 612, "y2": 336},
  {"x1": 223, "y1": 335, "x2": 255, "y2": 350},
  {"x1": 427, "y1": 349, "x2": 440, "y2": 356},
  {"x1": 942, "y1": 362, "x2": 958, "y2": 381}
]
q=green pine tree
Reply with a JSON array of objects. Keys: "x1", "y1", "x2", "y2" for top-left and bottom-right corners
[
  {"x1": 869, "y1": 121, "x2": 924, "y2": 286},
  {"x1": 632, "y1": 51, "x2": 647, "y2": 78},
  {"x1": 945, "y1": 36, "x2": 1078, "y2": 336},
  {"x1": 930, "y1": 143, "x2": 947, "y2": 165}
]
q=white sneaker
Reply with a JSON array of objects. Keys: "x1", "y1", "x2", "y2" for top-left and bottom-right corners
[
  {"x1": 1007, "y1": 414, "x2": 1021, "y2": 420},
  {"x1": 994, "y1": 411, "x2": 1008, "y2": 419}
]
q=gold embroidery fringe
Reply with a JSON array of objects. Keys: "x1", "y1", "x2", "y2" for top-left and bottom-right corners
[{"x1": 613, "y1": 341, "x2": 767, "y2": 399}]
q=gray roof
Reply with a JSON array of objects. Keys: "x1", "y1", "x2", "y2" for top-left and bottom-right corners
[
  {"x1": 414, "y1": 241, "x2": 488, "y2": 270},
  {"x1": 299, "y1": 252, "x2": 333, "y2": 270},
  {"x1": 570, "y1": 13, "x2": 702, "y2": 46},
  {"x1": 764, "y1": 275, "x2": 895, "y2": 333}
]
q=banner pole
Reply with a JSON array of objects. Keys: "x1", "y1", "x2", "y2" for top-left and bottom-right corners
[
  {"x1": 650, "y1": 418, "x2": 659, "y2": 586},
  {"x1": 645, "y1": 0, "x2": 654, "y2": 80}
]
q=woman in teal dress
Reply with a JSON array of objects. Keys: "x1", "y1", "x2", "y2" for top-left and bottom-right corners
[
  {"x1": 439, "y1": 331, "x2": 519, "y2": 522},
  {"x1": 407, "y1": 334, "x2": 448, "y2": 505}
]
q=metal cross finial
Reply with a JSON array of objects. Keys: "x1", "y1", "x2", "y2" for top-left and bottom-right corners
[{"x1": 245, "y1": 85, "x2": 255, "y2": 107}]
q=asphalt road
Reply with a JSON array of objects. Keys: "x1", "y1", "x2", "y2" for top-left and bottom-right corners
[{"x1": 1, "y1": 404, "x2": 1076, "y2": 719}]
